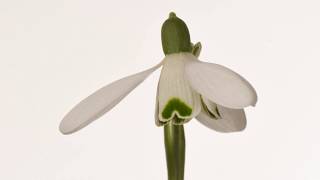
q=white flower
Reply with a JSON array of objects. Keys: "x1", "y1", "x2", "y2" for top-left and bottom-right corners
[{"x1": 59, "y1": 51, "x2": 257, "y2": 134}]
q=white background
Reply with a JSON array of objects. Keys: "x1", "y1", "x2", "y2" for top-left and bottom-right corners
[{"x1": 1, "y1": 0, "x2": 320, "y2": 179}]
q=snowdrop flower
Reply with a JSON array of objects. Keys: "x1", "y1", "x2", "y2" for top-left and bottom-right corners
[
  {"x1": 59, "y1": 12, "x2": 257, "y2": 180},
  {"x1": 59, "y1": 13, "x2": 257, "y2": 134}
]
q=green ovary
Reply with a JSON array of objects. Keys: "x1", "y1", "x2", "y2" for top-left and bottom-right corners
[{"x1": 162, "y1": 98, "x2": 192, "y2": 120}]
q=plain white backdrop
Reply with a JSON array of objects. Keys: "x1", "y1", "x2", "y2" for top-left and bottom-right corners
[{"x1": 1, "y1": 0, "x2": 320, "y2": 179}]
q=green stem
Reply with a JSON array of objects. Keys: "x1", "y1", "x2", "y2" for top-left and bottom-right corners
[{"x1": 164, "y1": 122, "x2": 185, "y2": 180}]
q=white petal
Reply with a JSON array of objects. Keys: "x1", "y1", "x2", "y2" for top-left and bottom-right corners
[
  {"x1": 196, "y1": 98, "x2": 246, "y2": 132},
  {"x1": 158, "y1": 53, "x2": 201, "y2": 123},
  {"x1": 154, "y1": 81, "x2": 165, "y2": 126},
  {"x1": 185, "y1": 59, "x2": 257, "y2": 109},
  {"x1": 59, "y1": 62, "x2": 163, "y2": 134}
]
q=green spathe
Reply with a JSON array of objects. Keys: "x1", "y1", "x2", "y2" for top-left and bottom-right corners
[
  {"x1": 161, "y1": 12, "x2": 192, "y2": 55},
  {"x1": 162, "y1": 98, "x2": 192, "y2": 119}
]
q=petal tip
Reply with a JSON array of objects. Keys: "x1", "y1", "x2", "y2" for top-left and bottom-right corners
[
  {"x1": 251, "y1": 93, "x2": 258, "y2": 107},
  {"x1": 59, "y1": 116, "x2": 81, "y2": 135},
  {"x1": 60, "y1": 130, "x2": 71, "y2": 135},
  {"x1": 59, "y1": 121, "x2": 73, "y2": 135},
  {"x1": 215, "y1": 121, "x2": 246, "y2": 133}
]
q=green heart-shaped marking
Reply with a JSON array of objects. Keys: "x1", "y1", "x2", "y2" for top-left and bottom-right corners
[{"x1": 162, "y1": 98, "x2": 192, "y2": 119}]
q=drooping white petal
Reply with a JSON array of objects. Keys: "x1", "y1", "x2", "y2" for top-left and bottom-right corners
[
  {"x1": 158, "y1": 53, "x2": 201, "y2": 123},
  {"x1": 196, "y1": 97, "x2": 246, "y2": 133},
  {"x1": 185, "y1": 59, "x2": 257, "y2": 109},
  {"x1": 59, "y1": 62, "x2": 163, "y2": 134}
]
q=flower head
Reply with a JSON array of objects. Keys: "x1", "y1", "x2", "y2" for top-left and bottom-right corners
[{"x1": 59, "y1": 13, "x2": 257, "y2": 135}]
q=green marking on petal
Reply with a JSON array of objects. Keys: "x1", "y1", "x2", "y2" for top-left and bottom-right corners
[
  {"x1": 156, "y1": 120, "x2": 169, "y2": 127},
  {"x1": 200, "y1": 96, "x2": 221, "y2": 120},
  {"x1": 215, "y1": 106, "x2": 221, "y2": 117},
  {"x1": 162, "y1": 98, "x2": 192, "y2": 119},
  {"x1": 172, "y1": 116, "x2": 190, "y2": 125}
]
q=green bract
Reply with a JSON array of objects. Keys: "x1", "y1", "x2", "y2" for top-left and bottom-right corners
[{"x1": 161, "y1": 12, "x2": 192, "y2": 55}]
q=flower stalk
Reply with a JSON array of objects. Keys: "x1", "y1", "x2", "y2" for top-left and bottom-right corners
[{"x1": 164, "y1": 122, "x2": 185, "y2": 180}]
